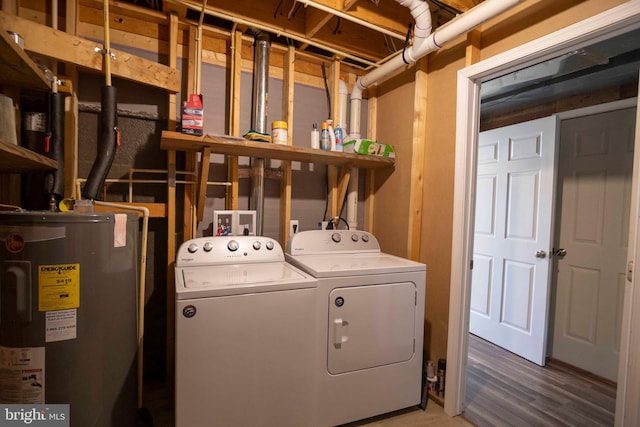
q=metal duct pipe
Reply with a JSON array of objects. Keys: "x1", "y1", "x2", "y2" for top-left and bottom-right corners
[{"x1": 249, "y1": 30, "x2": 270, "y2": 235}]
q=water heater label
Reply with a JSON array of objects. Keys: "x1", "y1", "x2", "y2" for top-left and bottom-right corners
[
  {"x1": 0, "y1": 346, "x2": 45, "y2": 404},
  {"x1": 46, "y1": 309, "x2": 77, "y2": 342},
  {"x1": 38, "y1": 264, "x2": 80, "y2": 311}
]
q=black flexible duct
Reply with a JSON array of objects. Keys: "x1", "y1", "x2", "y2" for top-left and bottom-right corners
[
  {"x1": 47, "y1": 92, "x2": 65, "y2": 200},
  {"x1": 82, "y1": 85, "x2": 118, "y2": 200}
]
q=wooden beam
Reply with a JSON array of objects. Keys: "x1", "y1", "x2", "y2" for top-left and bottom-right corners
[
  {"x1": 336, "y1": 165, "x2": 352, "y2": 212},
  {"x1": 183, "y1": 25, "x2": 198, "y2": 237},
  {"x1": 196, "y1": 147, "x2": 212, "y2": 222},
  {"x1": 465, "y1": 29, "x2": 481, "y2": 67},
  {"x1": 64, "y1": 1, "x2": 79, "y2": 199},
  {"x1": 279, "y1": 45, "x2": 295, "y2": 246},
  {"x1": 407, "y1": 57, "x2": 428, "y2": 261},
  {"x1": 364, "y1": 85, "x2": 377, "y2": 231},
  {"x1": 226, "y1": 29, "x2": 242, "y2": 210},
  {"x1": 94, "y1": 202, "x2": 167, "y2": 217},
  {"x1": 166, "y1": 10, "x2": 179, "y2": 392},
  {"x1": 0, "y1": 11, "x2": 180, "y2": 93},
  {"x1": 343, "y1": 0, "x2": 359, "y2": 11},
  {"x1": 305, "y1": 7, "x2": 333, "y2": 39}
]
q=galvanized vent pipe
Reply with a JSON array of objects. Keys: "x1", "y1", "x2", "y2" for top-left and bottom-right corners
[{"x1": 249, "y1": 30, "x2": 270, "y2": 235}]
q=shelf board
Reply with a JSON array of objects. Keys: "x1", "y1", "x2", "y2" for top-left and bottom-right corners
[
  {"x1": 160, "y1": 131, "x2": 395, "y2": 169},
  {"x1": 0, "y1": 138, "x2": 58, "y2": 172},
  {"x1": 0, "y1": 24, "x2": 51, "y2": 91}
]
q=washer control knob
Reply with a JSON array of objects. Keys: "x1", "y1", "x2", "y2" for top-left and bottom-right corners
[
  {"x1": 351, "y1": 234, "x2": 359, "y2": 242},
  {"x1": 331, "y1": 233, "x2": 341, "y2": 243},
  {"x1": 361, "y1": 234, "x2": 369, "y2": 243},
  {"x1": 265, "y1": 241, "x2": 274, "y2": 250},
  {"x1": 227, "y1": 240, "x2": 239, "y2": 252},
  {"x1": 253, "y1": 241, "x2": 261, "y2": 250},
  {"x1": 187, "y1": 243, "x2": 198, "y2": 253},
  {"x1": 203, "y1": 242, "x2": 214, "y2": 252}
]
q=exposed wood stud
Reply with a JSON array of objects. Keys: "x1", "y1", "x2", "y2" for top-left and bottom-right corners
[
  {"x1": 279, "y1": 45, "x2": 295, "y2": 245},
  {"x1": 165, "y1": 10, "x2": 179, "y2": 391},
  {"x1": 226, "y1": 29, "x2": 242, "y2": 210},
  {"x1": 465, "y1": 29, "x2": 481, "y2": 67},
  {"x1": 407, "y1": 57, "x2": 428, "y2": 261},
  {"x1": 364, "y1": 85, "x2": 378, "y2": 232}
]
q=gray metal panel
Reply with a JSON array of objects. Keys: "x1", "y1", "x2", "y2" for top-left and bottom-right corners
[{"x1": 0, "y1": 212, "x2": 138, "y2": 427}]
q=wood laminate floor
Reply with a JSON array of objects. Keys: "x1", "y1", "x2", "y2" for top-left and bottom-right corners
[{"x1": 464, "y1": 334, "x2": 617, "y2": 427}]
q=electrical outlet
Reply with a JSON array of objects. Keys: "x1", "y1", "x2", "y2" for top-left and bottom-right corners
[{"x1": 289, "y1": 219, "x2": 299, "y2": 235}]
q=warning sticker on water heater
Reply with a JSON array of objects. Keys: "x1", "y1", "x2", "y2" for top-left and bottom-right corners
[{"x1": 38, "y1": 264, "x2": 80, "y2": 311}]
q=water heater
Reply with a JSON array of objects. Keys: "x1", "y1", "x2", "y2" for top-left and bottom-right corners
[{"x1": 0, "y1": 211, "x2": 138, "y2": 426}]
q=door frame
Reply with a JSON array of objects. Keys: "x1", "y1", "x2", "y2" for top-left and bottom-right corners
[{"x1": 445, "y1": 2, "x2": 640, "y2": 423}]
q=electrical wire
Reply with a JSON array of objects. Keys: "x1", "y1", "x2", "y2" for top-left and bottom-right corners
[{"x1": 321, "y1": 62, "x2": 331, "y2": 119}]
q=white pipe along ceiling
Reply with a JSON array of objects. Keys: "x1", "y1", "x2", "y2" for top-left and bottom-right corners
[{"x1": 345, "y1": 0, "x2": 526, "y2": 227}]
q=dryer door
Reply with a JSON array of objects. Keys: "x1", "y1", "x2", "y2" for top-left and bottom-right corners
[{"x1": 328, "y1": 282, "x2": 416, "y2": 374}]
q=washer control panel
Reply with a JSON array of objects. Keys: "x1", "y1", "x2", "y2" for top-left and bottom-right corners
[
  {"x1": 286, "y1": 230, "x2": 380, "y2": 255},
  {"x1": 177, "y1": 236, "x2": 283, "y2": 267}
]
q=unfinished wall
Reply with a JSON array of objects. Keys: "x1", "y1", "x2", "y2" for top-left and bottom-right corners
[{"x1": 374, "y1": 0, "x2": 632, "y2": 370}]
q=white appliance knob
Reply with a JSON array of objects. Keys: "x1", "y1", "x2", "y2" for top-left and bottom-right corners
[
  {"x1": 266, "y1": 241, "x2": 274, "y2": 250},
  {"x1": 351, "y1": 234, "x2": 359, "y2": 242},
  {"x1": 227, "y1": 240, "x2": 239, "y2": 252},
  {"x1": 361, "y1": 234, "x2": 369, "y2": 242},
  {"x1": 203, "y1": 242, "x2": 213, "y2": 252},
  {"x1": 331, "y1": 233, "x2": 341, "y2": 243},
  {"x1": 253, "y1": 241, "x2": 261, "y2": 250},
  {"x1": 187, "y1": 243, "x2": 198, "y2": 253}
]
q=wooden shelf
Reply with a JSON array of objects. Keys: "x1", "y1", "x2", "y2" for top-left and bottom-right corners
[
  {"x1": 160, "y1": 131, "x2": 395, "y2": 169},
  {"x1": 0, "y1": 138, "x2": 58, "y2": 172},
  {"x1": 0, "y1": 23, "x2": 51, "y2": 91}
]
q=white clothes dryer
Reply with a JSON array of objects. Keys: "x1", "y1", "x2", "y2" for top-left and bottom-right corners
[
  {"x1": 285, "y1": 230, "x2": 426, "y2": 427},
  {"x1": 175, "y1": 236, "x2": 317, "y2": 427}
]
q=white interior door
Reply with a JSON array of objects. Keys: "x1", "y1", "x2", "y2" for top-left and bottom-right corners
[
  {"x1": 471, "y1": 116, "x2": 558, "y2": 365},
  {"x1": 552, "y1": 108, "x2": 636, "y2": 381}
]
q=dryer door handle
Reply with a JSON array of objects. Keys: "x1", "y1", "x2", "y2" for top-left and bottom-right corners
[{"x1": 333, "y1": 318, "x2": 349, "y2": 348}]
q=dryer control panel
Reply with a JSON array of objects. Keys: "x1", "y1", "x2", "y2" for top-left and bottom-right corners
[
  {"x1": 176, "y1": 236, "x2": 283, "y2": 267},
  {"x1": 287, "y1": 230, "x2": 380, "y2": 255}
]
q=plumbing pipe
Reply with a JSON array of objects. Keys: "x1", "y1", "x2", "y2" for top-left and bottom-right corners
[
  {"x1": 350, "y1": 0, "x2": 525, "y2": 140},
  {"x1": 249, "y1": 30, "x2": 270, "y2": 236},
  {"x1": 93, "y1": 200, "x2": 149, "y2": 410},
  {"x1": 346, "y1": 0, "x2": 523, "y2": 229}
]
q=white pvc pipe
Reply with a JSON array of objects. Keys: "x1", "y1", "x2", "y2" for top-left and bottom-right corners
[
  {"x1": 347, "y1": 0, "x2": 524, "y2": 228},
  {"x1": 356, "y1": 0, "x2": 524, "y2": 96}
]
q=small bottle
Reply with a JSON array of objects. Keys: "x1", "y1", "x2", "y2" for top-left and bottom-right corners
[
  {"x1": 334, "y1": 124, "x2": 343, "y2": 152},
  {"x1": 320, "y1": 121, "x2": 331, "y2": 151},
  {"x1": 437, "y1": 358, "x2": 446, "y2": 396},
  {"x1": 311, "y1": 123, "x2": 320, "y2": 149},
  {"x1": 327, "y1": 119, "x2": 336, "y2": 151}
]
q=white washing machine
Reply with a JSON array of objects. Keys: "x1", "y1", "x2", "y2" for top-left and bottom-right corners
[
  {"x1": 285, "y1": 230, "x2": 426, "y2": 426},
  {"x1": 175, "y1": 236, "x2": 317, "y2": 427}
]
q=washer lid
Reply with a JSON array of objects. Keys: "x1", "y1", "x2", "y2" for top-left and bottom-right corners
[
  {"x1": 286, "y1": 252, "x2": 425, "y2": 278},
  {"x1": 176, "y1": 262, "x2": 316, "y2": 298}
]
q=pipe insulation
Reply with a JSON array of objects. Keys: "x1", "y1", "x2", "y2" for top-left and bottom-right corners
[
  {"x1": 82, "y1": 85, "x2": 118, "y2": 200},
  {"x1": 48, "y1": 92, "x2": 65, "y2": 200},
  {"x1": 249, "y1": 30, "x2": 270, "y2": 236}
]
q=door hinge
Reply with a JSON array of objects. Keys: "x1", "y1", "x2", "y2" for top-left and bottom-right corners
[
  {"x1": 628, "y1": 261, "x2": 633, "y2": 282},
  {"x1": 470, "y1": 259, "x2": 474, "y2": 270}
]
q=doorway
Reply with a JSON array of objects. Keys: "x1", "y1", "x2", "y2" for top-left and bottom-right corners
[{"x1": 446, "y1": 3, "x2": 640, "y2": 423}]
